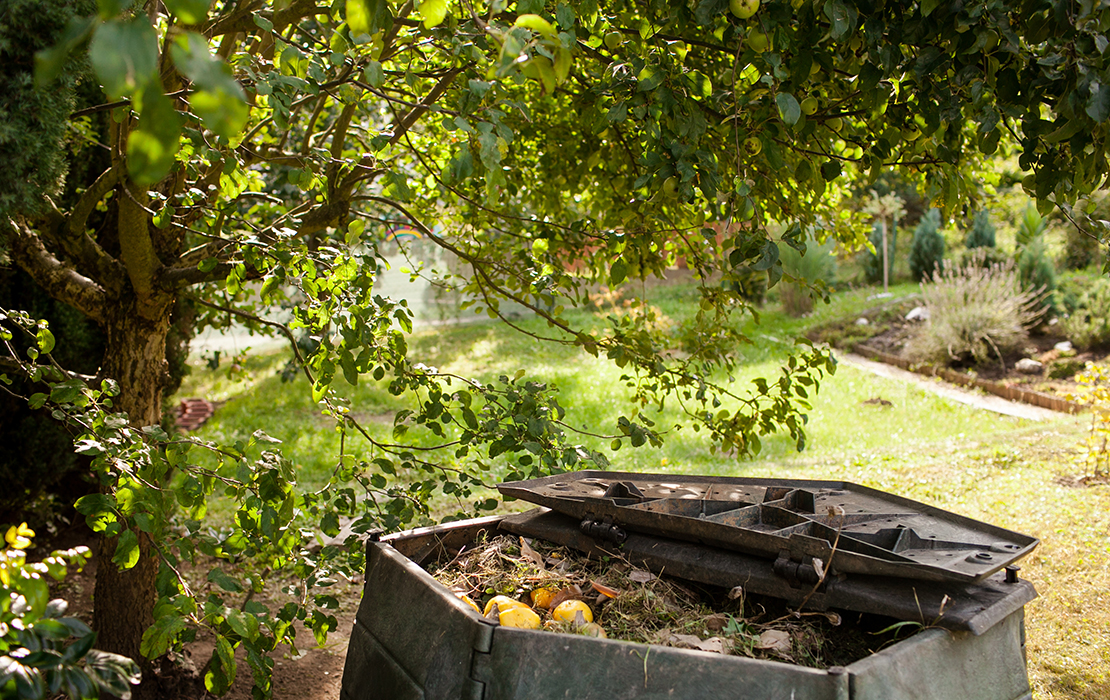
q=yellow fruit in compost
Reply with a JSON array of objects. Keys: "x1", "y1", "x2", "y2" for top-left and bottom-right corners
[
  {"x1": 530, "y1": 587, "x2": 558, "y2": 609},
  {"x1": 483, "y1": 595, "x2": 527, "y2": 616},
  {"x1": 499, "y1": 605, "x2": 542, "y2": 629},
  {"x1": 552, "y1": 600, "x2": 594, "y2": 624},
  {"x1": 456, "y1": 594, "x2": 481, "y2": 614}
]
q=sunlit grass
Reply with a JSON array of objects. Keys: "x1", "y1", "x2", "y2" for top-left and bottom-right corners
[{"x1": 175, "y1": 278, "x2": 1108, "y2": 699}]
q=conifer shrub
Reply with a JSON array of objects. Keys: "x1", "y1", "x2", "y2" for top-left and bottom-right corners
[
  {"x1": 1014, "y1": 205, "x2": 1057, "y2": 311},
  {"x1": 908, "y1": 209, "x2": 946, "y2": 282},
  {"x1": 964, "y1": 209, "x2": 997, "y2": 248},
  {"x1": 907, "y1": 252, "x2": 1044, "y2": 367}
]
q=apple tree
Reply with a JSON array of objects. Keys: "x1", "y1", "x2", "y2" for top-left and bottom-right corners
[{"x1": 3, "y1": 0, "x2": 1110, "y2": 696}]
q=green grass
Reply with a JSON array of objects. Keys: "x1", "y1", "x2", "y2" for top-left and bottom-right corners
[{"x1": 176, "y1": 278, "x2": 1108, "y2": 699}]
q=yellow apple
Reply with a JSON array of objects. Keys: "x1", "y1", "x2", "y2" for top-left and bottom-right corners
[
  {"x1": 748, "y1": 30, "x2": 770, "y2": 52},
  {"x1": 729, "y1": 0, "x2": 760, "y2": 20}
]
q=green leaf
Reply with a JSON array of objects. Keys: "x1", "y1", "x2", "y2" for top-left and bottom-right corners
[
  {"x1": 752, "y1": 241, "x2": 779, "y2": 271},
  {"x1": 514, "y1": 13, "x2": 555, "y2": 38},
  {"x1": 685, "y1": 70, "x2": 712, "y2": 98},
  {"x1": 610, "y1": 258, "x2": 629, "y2": 285},
  {"x1": 89, "y1": 16, "x2": 159, "y2": 98},
  {"x1": 820, "y1": 160, "x2": 842, "y2": 181},
  {"x1": 204, "y1": 635, "x2": 236, "y2": 695},
  {"x1": 226, "y1": 609, "x2": 260, "y2": 641},
  {"x1": 170, "y1": 32, "x2": 249, "y2": 138},
  {"x1": 112, "y1": 530, "x2": 140, "y2": 570},
  {"x1": 165, "y1": 0, "x2": 210, "y2": 23},
  {"x1": 75, "y1": 493, "x2": 114, "y2": 516},
  {"x1": 127, "y1": 85, "x2": 184, "y2": 185},
  {"x1": 364, "y1": 60, "x2": 384, "y2": 88},
  {"x1": 36, "y1": 328, "x2": 55, "y2": 354},
  {"x1": 920, "y1": 0, "x2": 941, "y2": 17},
  {"x1": 419, "y1": 0, "x2": 448, "y2": 28},
  {"x1": 208, "y1": 567, "x2": 244, "y2": 592},
  {"x1": 1087, "y1": 83, "x2": 1110, "y2": 122},
  {"x1": 347, "y1": 0, "x2": 393, "y2": 37},
  {"x1": 50, "y1": 378, "x2": 85, "y2": 405},
  {"x1": 554, "y1": 48, "x2": 572, "y2": 83},
  {"x1": 139, "y1": 614, "x2": 186, "y2": 659},
  {"x1": 823, "y1": 0, "x2": 855, "y2": 40},
  {"x1": 776, "y1": 93, "x2": 801, "y2": 126}
]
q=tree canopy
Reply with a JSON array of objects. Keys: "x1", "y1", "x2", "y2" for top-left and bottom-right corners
[{"x1": 3, "y1": 0, "x2": 1110, "y2": 696}]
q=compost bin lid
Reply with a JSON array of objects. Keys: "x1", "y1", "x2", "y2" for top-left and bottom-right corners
[{"x1": 498, "y1": 471, "x2": 1038, "y2": 584}]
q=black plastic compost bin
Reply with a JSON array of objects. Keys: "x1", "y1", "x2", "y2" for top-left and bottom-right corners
[{"x1": 340, "y1": 473, "x2": 1037, "y2": 700}]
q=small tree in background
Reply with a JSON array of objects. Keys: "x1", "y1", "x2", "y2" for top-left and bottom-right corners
[
  {"x1": 863, "y1": 191, "x2": 906, "y2": 292},
  {"x1": 965, "y1": 209, "x2": 997, "y2": 249},
  {"x1": 1015, "y1": 206, "x2": 1058, "y2": 308},
  {"x1": 909, "y1": 210, "x2": 946, "y2": 282}
]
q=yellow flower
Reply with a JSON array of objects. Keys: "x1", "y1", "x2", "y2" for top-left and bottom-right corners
[{"x1": 5, "y1": 522, "x2": 34, "y2": 550}]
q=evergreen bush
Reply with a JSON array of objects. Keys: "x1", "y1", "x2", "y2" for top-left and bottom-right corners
[
  {"x1": 909, "y1": 209, "x2": 946, "y2": 282},
  {"x1": 1014, "y1": 205, "x2": 1057, "y2": 310},
  {"x1": 965, "y1": 209, "x2": 996, "y2": 248}
]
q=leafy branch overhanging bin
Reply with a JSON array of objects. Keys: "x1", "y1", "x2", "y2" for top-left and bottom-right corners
[{"x1": 341, "y1": 472, "x2": 1037, "y2": 700}]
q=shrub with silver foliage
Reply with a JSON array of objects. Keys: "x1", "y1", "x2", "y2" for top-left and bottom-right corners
[{"x1": 907, "y1": 252, "x2": 1044, "y2": 367}]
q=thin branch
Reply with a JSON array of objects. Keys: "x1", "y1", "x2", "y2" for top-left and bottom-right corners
[{"x1": 187, "y1": 297, "x2": 314, "y2": 385}]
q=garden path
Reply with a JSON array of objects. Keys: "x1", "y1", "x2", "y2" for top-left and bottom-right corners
[{"x1": 838, "y1": 352, "x2": 1062, "y2": 421}]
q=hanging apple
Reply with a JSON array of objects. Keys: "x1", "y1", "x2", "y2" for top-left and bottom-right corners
[{"x1": 729, "y1": 0, "x2": 760, "y2": 20}]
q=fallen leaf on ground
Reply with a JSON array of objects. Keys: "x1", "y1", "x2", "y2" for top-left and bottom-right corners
[
  {"x1": 728, "y1": 585, "x2": 744, "y2": 600},
  {"x1": 695, "y1": 637, "x2": 730, "y2": 654},
  {"x1": 629, "y1": 569, "x2": 656, "y2": 583},
  {"x1": 756, "y1": 629, "x2": 792, "y2": 653}
]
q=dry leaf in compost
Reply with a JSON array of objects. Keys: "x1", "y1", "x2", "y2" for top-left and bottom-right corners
[
  {"x1": 696, "y1": 637, "x2": 730, "y2": 654},
  {"x1": 548, "y1": 584, "x2": 584, "y2": 611},
  {"x1": 591, "y1": 581, "x2": 620, "y2": 598},
  {"x1": 665, "y1": 633, "x2": 703, "y2": 648},
  {"x1": 628, "y1": 569, "x2": 656, "y2": 583},
  {"x1": 519, "y1": 537, "x2": 545, "y2": 568},
  {"x1": 727, "y1": 585, "x2": 744, "y2": 601},
  {"x1": 704, "y1": 613, "x2": 728, "y2": 632},
  {"x1": 756, "y1": 629, "x2": 792, "y2": 653}
]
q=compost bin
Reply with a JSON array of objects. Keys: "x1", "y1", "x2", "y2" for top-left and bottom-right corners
[{"x1": 341, "y1": 472, "x2": 1036, "y2": 700}]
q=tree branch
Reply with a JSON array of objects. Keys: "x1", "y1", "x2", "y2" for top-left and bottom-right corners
[
  {"x1": 387, "y1": 66, "x2": 466, "y2": 147},
  {"x1": 5, "y1": 218, "x2": 109, "y2": 324}
]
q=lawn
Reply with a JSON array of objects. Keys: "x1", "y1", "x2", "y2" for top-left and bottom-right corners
[{"x1": 178, "y1": 279, "x2": 1109, "y2": 699}]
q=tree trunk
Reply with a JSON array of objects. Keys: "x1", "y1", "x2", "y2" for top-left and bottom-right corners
[
  {"x1": 92, "y1": 300, "x2": 172, "y2": 699},
  {"x1": 881, "y1": 218, "x2": 889, "y2": 293}
]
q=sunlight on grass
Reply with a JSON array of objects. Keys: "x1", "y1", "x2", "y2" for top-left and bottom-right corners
[{"x1": 175, "y1": 278, "x2": 1108, "y2": 699}]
